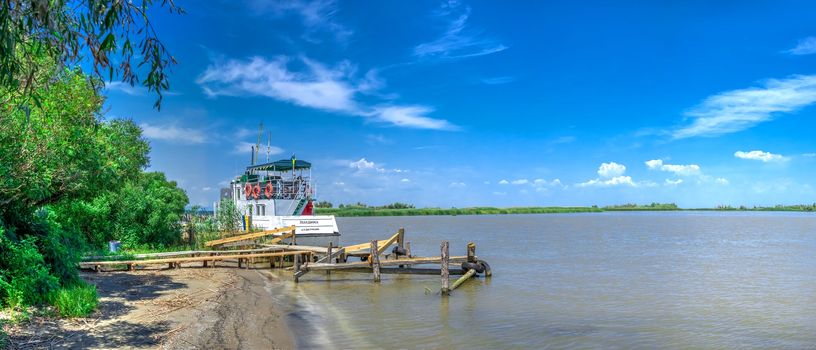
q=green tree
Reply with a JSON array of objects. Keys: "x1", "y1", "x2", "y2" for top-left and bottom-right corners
[{"x1": 1, "y1": 0, "x2": 183, "y2": 108}]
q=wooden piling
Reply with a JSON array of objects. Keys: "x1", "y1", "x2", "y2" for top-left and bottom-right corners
[
  {"x1": 326, "y1": 242, "x2": 333, "y2": 275},
  {"x1": 467, "y1": 242, "x2": 476, "y2": 263},
  {"x1": 405, "y1": 242, "x2": 412, "y2": 258},
  {"x1": 371, "y1": 240, "x2": 381, "y2": 282},
  {"x1": 291, "y1": 228, "x2": 297, "y2": 246},
  {"x1": 441, "y1": 241, "x2": 450, "y2": 295},
  {"x1": 294, "y1": 254, "x2": 301, "y2": 283}
]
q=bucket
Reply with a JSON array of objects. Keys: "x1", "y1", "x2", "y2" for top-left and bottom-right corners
[{"x1": 108, "y1": 240, "x2": 121, "y2": 253}]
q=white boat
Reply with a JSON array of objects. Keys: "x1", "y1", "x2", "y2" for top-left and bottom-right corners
[{"x1": 214, "y1": 154, "x2": 340, "y2": 247}]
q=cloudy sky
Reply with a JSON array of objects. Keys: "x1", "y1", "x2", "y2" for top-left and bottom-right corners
[{"x1": 105, "y1": 0, "x2": 816, "y2": 208}]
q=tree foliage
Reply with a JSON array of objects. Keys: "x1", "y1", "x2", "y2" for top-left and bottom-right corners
[
  {"x1": 0, "y1": 0, "x2": 183, "y2": 108},
  {"x1": 0, "y1": 63, "x2": 149, "y2": 230},
  {"x1": 0, "y1": 52, "x2": 188, "y2": 309},
  {"x1": 52, "y1": 171, "x2": 189, "y2": 249}
]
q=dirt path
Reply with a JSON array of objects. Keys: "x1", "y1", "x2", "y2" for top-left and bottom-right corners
[{"x1": 5, "y1": 267, "x2": 294, "y2": 349}]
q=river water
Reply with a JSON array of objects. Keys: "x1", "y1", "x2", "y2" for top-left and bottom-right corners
[{"x1": 275, "y1": 212, "x2": 816, "y2": 349}]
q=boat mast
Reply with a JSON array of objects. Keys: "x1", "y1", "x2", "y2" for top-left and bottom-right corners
[{"x1": 266, "y1": 131, "x2": 271, "y2": 162}]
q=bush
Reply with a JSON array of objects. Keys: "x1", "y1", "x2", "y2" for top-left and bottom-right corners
[
  {"x1": 0, "y1": 232, "x2": 60, "y2": 308},
  {"x1": 49, "y1": 282, "x2": 98, "y2": 318}
]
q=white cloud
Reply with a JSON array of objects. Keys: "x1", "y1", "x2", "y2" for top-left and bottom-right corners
[
  {"x1": 232, "y1": 141, "x2": 284, "y2": 155},
  {"x1": 577, "y1": 176, "x2": 636, "y2": 188},
  {"x1": 371, "y1": 105, "x2": 457, "y2": 130},
  {"x1": 578, "y1": 163, "x2": 638, "y2": 187},
  {"x1": 349, "y1": 158, "x2": 376, "y2": 170},
  {"x1": 645, "y1": 159, "x2": 663, "y2": 170},
  {"x1": 672, "y1": 75, "x2": 816, "y2": 139},
  {"x1": 532, "y1": 178, "x2": 565, "y2": 188},
  {"x1": 498, "y1": 179, "x2": 509, "y2": 185},
  {"x1": 511, "y1": 179, "x2": 529, "y2": 185},
  {"x1": 804, "y1": 153, "x2": 816, "y2": 158},
  {"x1": 786, "y1": 37, "x2": 816, "y2": 55},
  {"x1": 202, "y1": 187, "x2": 212, "y2": 191},
  {"x1": 644, "y1": 159, "x2": 701, "y2": 176},
  {"x1": 105, "y1": 81, "x2": 145, "y2": 96},
  {"x1": 249, "y1": 0, "x2": 352, "y2": 43},
  {"x1": 715, "y1": 178, "x2": 730, "y2": 185},
  {"x1": 492, "y1": 191, "x2": 506, "y2": 196},
  {"x1": 597, "y1": 162, "x2": 626, "y2": 178},
  {"x1": 414, "y1": 3, "x2": 507, "y2": 60},
  {"x1": 400, "y1": 178, "x2": 410, "y2": 183},
  {"x1": 665, "y1": 179, "x2": 683, "y2": 186},
  {"x1": 734, "y1": 150, "x2": 787, "y2": 162},
  {"x1": 449, "y1": 182, "x2": 466, "y2": 188},
  {"x1": 140, "y1": 123, "x2": 207, "y2": 144},
  {"x1": 197, "y1": 56, "x2": 455, "y2": 130}
]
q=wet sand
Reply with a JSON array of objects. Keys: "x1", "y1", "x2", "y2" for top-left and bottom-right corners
[{"x1": 5, "y1": 267, "x2": 294, "y2": 349}]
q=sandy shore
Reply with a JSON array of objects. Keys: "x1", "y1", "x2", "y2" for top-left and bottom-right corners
[{"x1": 5, "y1": 267, "x2": 295, "y2": 349}]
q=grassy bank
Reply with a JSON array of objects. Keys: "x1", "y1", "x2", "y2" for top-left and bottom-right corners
[
  {"x1": 317, "y1": 206, "x2": 603, "y2": 217},
  {"x1": 316, "y1": 203, "x2": 816, "y2": 217}
]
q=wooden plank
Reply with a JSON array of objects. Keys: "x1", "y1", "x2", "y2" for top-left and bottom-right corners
[
  {"x1": 369, "y1": 231, "x2": 401, "y2": 261},
  {"x1": 80, "y1": 251, "x2": 312, "y2": 268},
  {"x1": 304, "y1": 256, "x2": 470, "y2": 271},
  {"x1": 371, "y1": 241, "x2": 381, "y2": 282},
  {"x1": 326, "y1": 267, "x2": 468, "y2": 275},
  {"x1": 81, "y1": 247, "x2": 281, "y2": 261},
  {"x1": 441, "y1": 241, "x2": 450, "y2": 295},
  {"x1": 259, "y1": 244, "x2": 330, "y2": 253},
  {"x1": 314, "y1": 245, "x2": 345, "y2": 269},
  {"x1": 204, "y1": 226, "x2": 296, "y2": 247},
  {"x1": 342, "y1": 239, "x2": 389, "y2": 253}
]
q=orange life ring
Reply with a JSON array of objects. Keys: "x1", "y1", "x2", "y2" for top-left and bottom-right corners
[
  {"x1": 252, "y1": 184, "x2": 261, "y2": 199},
  {"x1": 264, "y1": 183, "x2": 274, "y2": 198},
  {"x1": 244, "y1": 183, "x2": 252, "y2": 198}
]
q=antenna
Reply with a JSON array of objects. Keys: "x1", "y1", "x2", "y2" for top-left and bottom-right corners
[
  {"x1": 266, "y1": 131, "x2": 271, "y2": 162},
  {"x1": 250, "y1": 146, "x2": 255, "y2": 166},
  {"x1": 255, "y1": 122, "x2": 263, "y2": 165}
]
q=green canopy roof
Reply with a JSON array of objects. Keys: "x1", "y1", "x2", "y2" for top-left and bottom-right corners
[{"x1": 247, "y1": 159, "x2": 312, "y2": 172}]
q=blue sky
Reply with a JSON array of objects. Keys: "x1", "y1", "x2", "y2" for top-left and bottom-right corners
[{"x1": 104, "y1": 0, "x2": 816, "y2": 208}]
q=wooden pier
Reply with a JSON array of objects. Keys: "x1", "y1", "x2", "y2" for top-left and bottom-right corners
[{"x1": 80, "y1": 227, "x2": 491, "y2": 296}]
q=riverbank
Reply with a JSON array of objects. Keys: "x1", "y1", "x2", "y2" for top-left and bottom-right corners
[
  {"x1": 3, "y1": 268, "x2": 294, "y2": 349},
  {"x1": 316, "y1": 205, "x2": 816, "y2": 217}
]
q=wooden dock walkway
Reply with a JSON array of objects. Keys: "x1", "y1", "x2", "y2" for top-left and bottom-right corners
[{"x1": 80, "y1": 227, "x2": 492, "y2": 296}]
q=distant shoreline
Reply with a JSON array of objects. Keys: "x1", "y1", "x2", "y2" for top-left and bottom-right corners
[{"x1": 315, "y1": 205, "x2": 816, "y2": 217}]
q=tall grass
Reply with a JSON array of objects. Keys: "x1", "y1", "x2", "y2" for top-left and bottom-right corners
[{"x1": 49, "y1": 282, "x2": 98, "y2": 318}]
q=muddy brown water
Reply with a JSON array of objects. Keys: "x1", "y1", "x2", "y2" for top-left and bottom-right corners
[{"x1": 270, "y1": 212, "x2": 816, "y2": 349}]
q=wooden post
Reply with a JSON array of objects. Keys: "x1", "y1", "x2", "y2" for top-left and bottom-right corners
[
  {"x1": 467, "y1": 242, "x2": 476, "y2": 263},
  {"x1": 128, "y1": 263, "x2": 135, "y2": 271},
  {"x1": 450, "y1": 269, "x2": 477, "y2": 291},
  {"x1": 94, "y1": 264, "x2": 100, "y2": 272},
  {"x1": 397, "y1": 228, "x2": 405, "y2": 253},
  {"x1": 238, "y1": 258, "x2": 243, "y2": 268},
  {"x1": 294, "y1": 253, "x2": 301, "y2": 283},
  {"x1": 441, "y1": 241, "x2": 450, "y2": 295},
  {"x1": 371, "y1": 240, "x2": 381, "y2": 282},
  {"x1": 291, "y1": 228, "x2": 297, "y2": 245},
  {"x1": 406, "y1": 242, "x2": 412, "y2": 258},
  {"x1": 326, "y1": 242, "x2": 333, "y2": 275}
]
